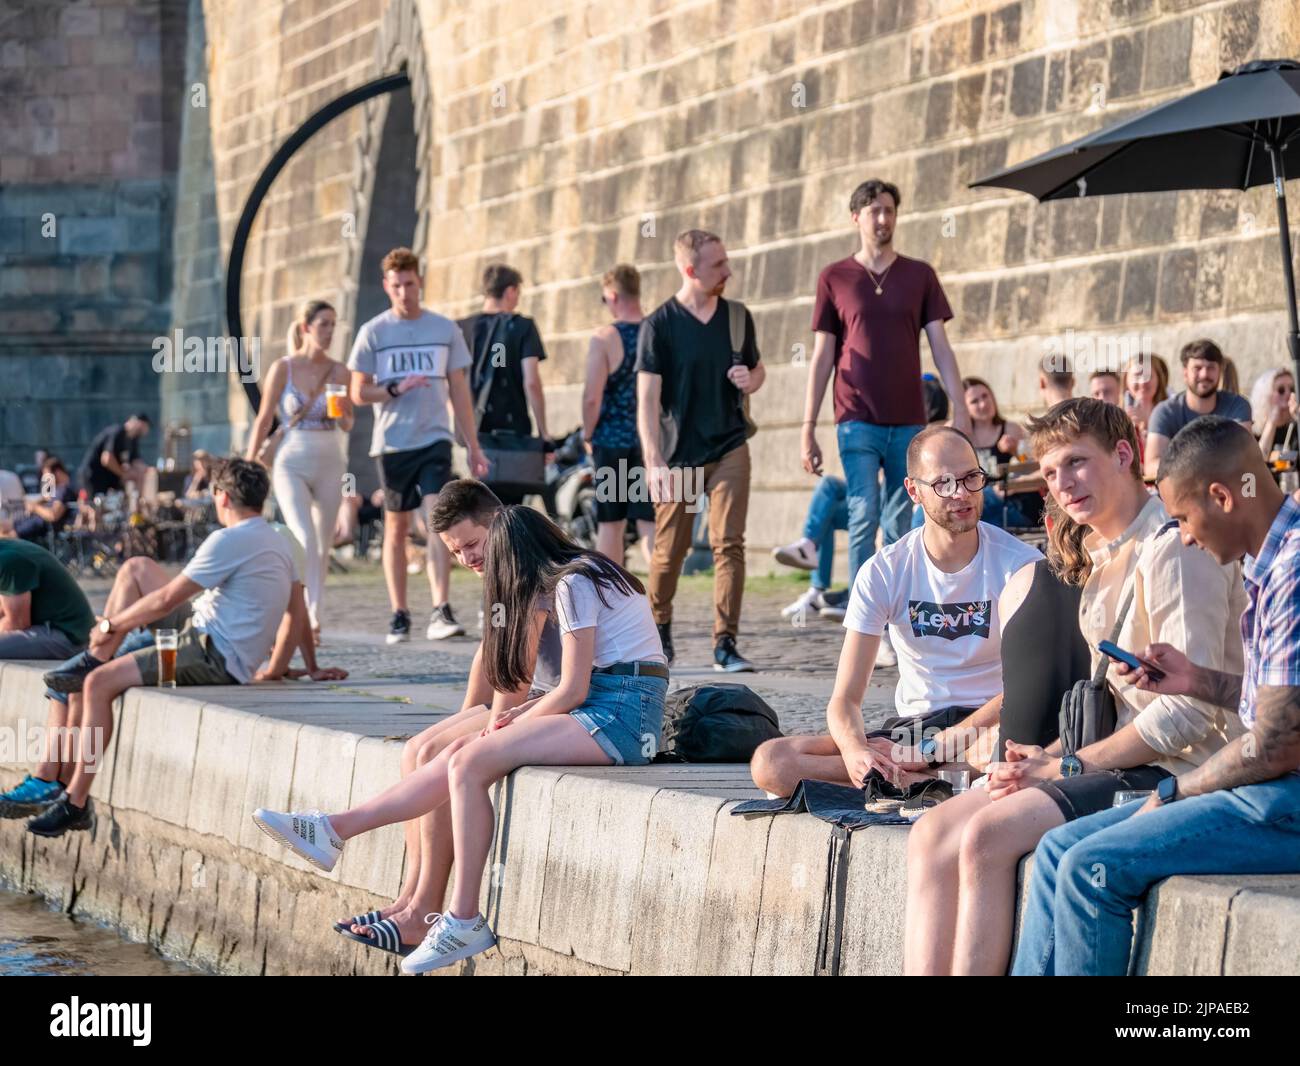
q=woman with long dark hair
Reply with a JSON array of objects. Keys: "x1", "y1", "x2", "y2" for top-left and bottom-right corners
[{"x1": 251, "y1": 505, "x2": 667, "y2": 971}]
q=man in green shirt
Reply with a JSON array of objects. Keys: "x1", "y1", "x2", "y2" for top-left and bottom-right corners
[{"x1": 0, "y1": 539, "x2": 93, "y2": 659}]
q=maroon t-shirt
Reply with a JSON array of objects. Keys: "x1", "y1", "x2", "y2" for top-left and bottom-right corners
[{"x1": 811, "y1": 254, "x2": 953, "y2": 426}]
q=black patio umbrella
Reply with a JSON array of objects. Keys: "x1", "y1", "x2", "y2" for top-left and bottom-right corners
[{"x1": 972, "y1": 58, "x2": 1300, "y2": 433}]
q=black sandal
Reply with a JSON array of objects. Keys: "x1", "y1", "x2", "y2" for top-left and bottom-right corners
[
  {"x1": 337, "y1": 917, "x2": 417, "y2": 957},
  {"x1": 899, "y1": 778, "x2": 955, "y2": 820},
  {"x1": 333, "y1": 909, "x2": 382, "y2": 935}
]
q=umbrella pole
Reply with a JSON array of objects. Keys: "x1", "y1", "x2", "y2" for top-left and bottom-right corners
[{"x1": 1266, "y1": 143, "x2": 1300, "y2": 445}]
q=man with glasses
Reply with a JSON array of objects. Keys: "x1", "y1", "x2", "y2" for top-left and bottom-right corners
[{"x1": 751, "y1": 426, "x2": 1040, "y2": 797}]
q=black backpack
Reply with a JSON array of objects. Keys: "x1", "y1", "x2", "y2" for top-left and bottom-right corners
[{"x1": 656, "y1": 683, "x2": 782, "y2": 763}]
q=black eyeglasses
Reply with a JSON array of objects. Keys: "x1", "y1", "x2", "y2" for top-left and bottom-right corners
[{"x1": 912, "y1": 470, "x2": 988, "y2": 498}]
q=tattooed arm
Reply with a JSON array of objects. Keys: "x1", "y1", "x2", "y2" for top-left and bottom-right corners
[{"x1": 1177, "y1": 685, "x2": 1300, "y2": 797}]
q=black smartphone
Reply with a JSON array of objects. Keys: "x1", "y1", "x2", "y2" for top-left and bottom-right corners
[{"x1": 1097, "y1": 640, "x2": 1166, "y2": 682}]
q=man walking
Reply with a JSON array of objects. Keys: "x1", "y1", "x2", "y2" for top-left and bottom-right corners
[
  {"x1": 636, "y1": 230, "x2": 764, "y2": 671},
  {"x1": 803, "y1": 180, "x2": 967, "y2": 665},
  {"x1": 457, "y1": 263, "x2": 551, "y2": 505},
  {"x1": 349, "y1": 247, "x2": 489, "y2": 644}
]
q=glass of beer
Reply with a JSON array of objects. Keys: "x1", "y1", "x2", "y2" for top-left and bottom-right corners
[
  {"x1": 326, "y1": 384, "x2": 347, "y2": 419},
  {"x1": 155, "y1": 629, "x2": 178, "y2": 688}
]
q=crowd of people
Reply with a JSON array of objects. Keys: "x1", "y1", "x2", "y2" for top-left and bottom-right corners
[{"x1": 2, "y1": 175, "x2": 1299, "y2": 977}]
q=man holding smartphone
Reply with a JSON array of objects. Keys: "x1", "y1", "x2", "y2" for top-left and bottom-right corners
[
  {"x1": 349, "y1": 247, "x2": 490, "y2": 644},
  {"x1": 1014, "y1": 417, "x2": 1300, "y2": 976}
]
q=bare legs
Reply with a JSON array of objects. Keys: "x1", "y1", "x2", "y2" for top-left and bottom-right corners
[
  {"x1": 749, "y1": 734, "x2": 852, "y2": 797},
  {"x1": 595, "y1": 519, "x2": 656, "y2": 569},
  {"x1": 904, "y1": 785, "x2": 1065, "y2": 975}
]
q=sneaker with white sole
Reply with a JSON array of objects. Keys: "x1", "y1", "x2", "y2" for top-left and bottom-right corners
[
  {"x1": 426, "y1": 603, "x2": 464, "y2": 641},
  {"x1": 251, "y1": 808, "x2": 344, "y2": 872},
  {"x1": 781, "y1": 586, "x2": 821, "y2": 621},
  {"x1": 401, "y1": 912, "x2": 496, "y2": 974},
  {"x1": 874, "y1": 625, "x2": 898, "y2": 668},
  {"x1": 386, "y1": 609, "x2": 411, "y2": 645},
  {"x1": 815, "y1": 588, "x2": 849, "y2": 621},
  {"x1": 772, "y1": 537, "x2": 818, "y2": 572}
]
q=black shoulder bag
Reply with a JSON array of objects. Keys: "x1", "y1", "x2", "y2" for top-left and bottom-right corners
[
  {"x1": 469, "y1": 314, "x2": 547, "y2": 497},
  {"x1": 1058, "y1": 581, "x2": 1137, "y2": 756}
]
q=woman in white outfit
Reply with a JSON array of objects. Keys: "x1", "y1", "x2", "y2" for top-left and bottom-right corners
[{"x1": 247, "y1": 300, "x2": 353, "y2": 644}]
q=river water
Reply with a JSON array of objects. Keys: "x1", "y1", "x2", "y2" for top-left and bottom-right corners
[{"x1": 0, "y1": 887, "x2": 197, "y2": 976}]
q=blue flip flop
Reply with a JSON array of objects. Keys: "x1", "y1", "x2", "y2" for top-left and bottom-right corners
[
  {"x1": 338, "y1": 917, "x2": 417, "y2": 957},
  {"x1": 333, "y1": 910, "x2": 382, "y2": 935}
]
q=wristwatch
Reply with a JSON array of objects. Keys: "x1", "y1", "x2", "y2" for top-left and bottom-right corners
[
  {"x1": 386, "y1": 380, "x2": 401, "y2": 398},
  {"x1": 97, "y1": 617, "x2": 115, "y2": 636},
  {"x1": 918, "y1": 736, "x2": 940, "y2": 767},
  {"x1": 1059, "y1": 754, "x2": 1084, "y2": 777},
  {"x1": 1156, "y1": 776, "x2": 1179, "y2": 805}
]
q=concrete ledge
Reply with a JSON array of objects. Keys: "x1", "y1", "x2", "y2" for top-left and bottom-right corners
[{"x1": 2, "y1": 660, "x2": 1299, "y2": 975}]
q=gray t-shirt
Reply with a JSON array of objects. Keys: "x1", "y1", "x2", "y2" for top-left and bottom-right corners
[
  {"x1": 182, "y1": 516, "x2": 297, "y2": 683},
  {"x1": 530, "y1": 592, "x2": 563, "y2": 694},
  {"x1": 1149, "y1": 390, "x2": 1252, "y2": 439},
  {"x1": 347, "y1": 308, "x2": 473, "y2": 457}
]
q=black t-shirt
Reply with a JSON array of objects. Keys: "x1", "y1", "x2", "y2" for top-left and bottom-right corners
[
  {"x1": 78, "y1": 424, "x2": 138, "y2": 494},
  {"x1": 458, "y1": 312, "x2": 546, "y2": 436},
  {"x1": 635, "y1": 296, "x2": 760, "y2": 468}
]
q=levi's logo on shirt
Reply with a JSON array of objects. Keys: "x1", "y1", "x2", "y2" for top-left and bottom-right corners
[
  {"x1": 907, "y1": 600, "x2": 991, "y2": 640},
  {"x1": 378, "y1": 343, "x2": 449, "y2": 381}
]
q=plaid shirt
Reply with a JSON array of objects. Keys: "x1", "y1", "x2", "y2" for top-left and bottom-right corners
[{"x1": 1238, "y1": 494, "x2": 1300, "y2": 730}]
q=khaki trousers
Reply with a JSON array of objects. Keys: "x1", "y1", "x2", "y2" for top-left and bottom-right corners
[{"x1": 649, "y1": 442, "x2": 750, "y2": 641}]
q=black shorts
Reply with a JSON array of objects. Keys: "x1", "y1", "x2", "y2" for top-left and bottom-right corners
[
  {"x1": 867, "y1": 705, "x2": 977, "y2": 744},
  {"x1": 377, "y1": 439, "x2": 453, "y2": 513},
  {"x1": 1034, "y1": 764, "x2": 1172, "y2": 822},
  {"x1": 591, "y1": 445, "x2": 655, "y2": 524}
]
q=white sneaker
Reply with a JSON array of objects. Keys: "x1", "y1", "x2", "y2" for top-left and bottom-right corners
[
  {"x1": 772, "y1": 537, "x2": 818, "y2": 572},
  {"x1": 426, "y1": 604, "x2": 464, "y2": 641},
  {"x1": 401, "y1": 912, "x2": 496, "y2": 974},
  {"x1": 781, "y1": 586, "x2": 820, "y2": 620},
  {"x1": 251, "y1": 808, "x2": 344, "y2": 872},
  {"x1": 875, "y1": 626, "x2": 898, "y2": 668}
]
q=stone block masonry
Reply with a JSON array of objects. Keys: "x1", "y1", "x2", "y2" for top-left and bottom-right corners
[{"x1": 2, "y1": 661, "x2": 1298, "y2": 976}]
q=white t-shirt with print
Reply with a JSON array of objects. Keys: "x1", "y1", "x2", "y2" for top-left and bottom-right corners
[
  {"x1": 844, "y1": 522, "x2": 1041, "y2": 717},
  {"x1": 182, "y1": 516, "x2": 297, "y2": 683},
  {"x1": 553, "y1": 572, "x2": 665, "y2": 669}
]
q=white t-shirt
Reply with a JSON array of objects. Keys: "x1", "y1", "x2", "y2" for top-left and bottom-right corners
[
  {"x1": 183, "y1": 516, "x2": 297, "y2": 683},
  {"x1": 553, "y1": 573, "x2": 666, "y2": 669},
  {"x1": 347, "y1": 309, "x2": 473, "y2": 457},
  {"x1": 844, "y1": 522, "x2": 1041, "y2": 716}
]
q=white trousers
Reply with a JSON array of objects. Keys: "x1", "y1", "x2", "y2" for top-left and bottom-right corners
[{"x1": 272, "y1": 430, "x2": 347, "y2": 629}]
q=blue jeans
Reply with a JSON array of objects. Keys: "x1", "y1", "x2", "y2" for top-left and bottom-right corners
[
  {"x1": 568, "y1": 672, "x2": 668, "y2": 766},
  {"x1": 1012, "y1": 774, "x2": 1300, "y2": 976},
  {"x1": 802, "y1": 475, "x2": 848, "y2": 590},
  {"x1": 836, "y1": 421, "x2": 923, "y2": 582}
]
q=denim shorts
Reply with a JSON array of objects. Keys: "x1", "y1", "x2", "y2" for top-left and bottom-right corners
[{"x1": 569, "y1": 672, "x2": 668, "y2": 766}]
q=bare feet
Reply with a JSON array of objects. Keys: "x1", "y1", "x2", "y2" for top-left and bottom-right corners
[{"x1": 350, "y1": 905, "x2": 438, "y2": 945}]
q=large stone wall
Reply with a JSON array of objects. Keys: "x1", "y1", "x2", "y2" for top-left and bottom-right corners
[
  {"x1": 10, "y1": 3, "x2": 1295, "y2": 560},
  {"x1": 0, "y1": 0, "x2": 193, "y2": 471},
  {"x1": 183, "y1": 0, "x2": 1300, "y2": 575}
]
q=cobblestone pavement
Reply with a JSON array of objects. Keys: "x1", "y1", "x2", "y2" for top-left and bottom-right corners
[{"x1": 78, "y1": 561, "x2": 900, "y2": 737}]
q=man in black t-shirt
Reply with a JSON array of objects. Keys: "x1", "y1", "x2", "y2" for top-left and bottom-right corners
[
  {"x1": 458, "y1": 264, "x2": 550, "y2": 505},
  {"x1": 77, "y1": 413, "x2": 150, "y2": 496},
  {"x1": 636, "y1": 229, "x2": 765, "y2": 672}
]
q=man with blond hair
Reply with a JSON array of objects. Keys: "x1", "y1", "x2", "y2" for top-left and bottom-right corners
[
  {"x1": 636, "y1": 230, "x2": 765, "y2": 671},
  {"x1": 349, "y1": 247, "x2": 489, "y2": 644}
]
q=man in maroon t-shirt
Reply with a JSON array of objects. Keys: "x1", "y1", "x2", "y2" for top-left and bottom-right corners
[{"x1": 802, "y1": 179, "x2": 969, "y2": 648}]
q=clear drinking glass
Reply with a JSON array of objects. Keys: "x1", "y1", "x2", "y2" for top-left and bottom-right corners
[
  {"x1": 939, "y1": 769, "x2": 971, "y2": 794},
  {"x1": 1113, "y1": 789, "x2": 1152, "y2": 807},
  {"x1": 326, "y1": 384, "x2": 347, "y2": 419},
  {"x1": 155, "y1": 629, "x2": 178, "y2": 688}
]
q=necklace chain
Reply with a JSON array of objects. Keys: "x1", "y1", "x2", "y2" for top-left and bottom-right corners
[{"x1": 863, "y1": 257, "x2": 895, "y2": 295}]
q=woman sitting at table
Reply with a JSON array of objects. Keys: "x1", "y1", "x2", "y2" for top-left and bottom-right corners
[
  {"x1": 1249, "y1": 366, "x2": 1297, "y2": 462},
  {"x1": 957, "y1": 377, "x2": 1041, "y2": 529}
]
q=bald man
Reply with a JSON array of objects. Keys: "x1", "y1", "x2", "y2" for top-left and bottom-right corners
[{"x1": 750, "y1": 426, "x2": 1040, "y2": 797}]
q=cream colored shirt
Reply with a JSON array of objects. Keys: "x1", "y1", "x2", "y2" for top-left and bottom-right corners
[{"x1": 1078, "y1": 493, "x2": 1246, "y2": 775}]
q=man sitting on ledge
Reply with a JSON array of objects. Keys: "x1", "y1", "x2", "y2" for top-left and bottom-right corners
[
  {"x1": 1013, "y1": 418, "x2": 1300, "y2": 976},
  {"x1": 751, "y1": 426, "x2": 1040, "y2": 797},
  {"x1": 20, "y1": 458, "x2": 297, "y2": 838}
]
